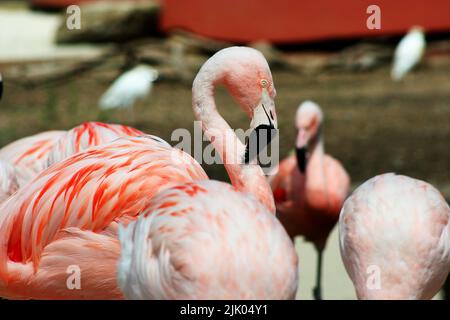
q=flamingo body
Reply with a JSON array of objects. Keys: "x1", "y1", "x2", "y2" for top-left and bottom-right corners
[
  {"x1": 46, "y1": 122, "x2": 148, "y2": 168},
  {"x1": 271, "y1": 153, "x2": 350, "y2": 246},
  {"x1": 0, "y1": 160, "x2": 19, "y2": 203},
  {"x1": 339, "y1": 173, "x2": 450, "y2": 299},
  {"x1": 0, "y1": 122, "x2": 147, "y2": 186},
  {"x1": 0, "y1": 131, "x2": 65, "y2": 184},
  {"x1": 119, "y1": 180, "x2": 298, "y2": 300},
  {"x1": 0, "y1": 136, "x2": 207, "y2": 299}
]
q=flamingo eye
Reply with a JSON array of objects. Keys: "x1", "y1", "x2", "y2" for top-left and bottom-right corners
[{"x1": 260, "y1": 79, "x2": 269, "y2": 88}]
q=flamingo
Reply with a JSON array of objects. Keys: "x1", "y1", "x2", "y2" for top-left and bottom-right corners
[
  {"x1": 0, "y1": 130, "x2": 65, "y2": 185},
  {"x1": 339, "y1": 173, "x2": 450, "y2": 299},
  {"x1": 391, "y1": 26, "x2": 426, "y2": 81},
  {"x1": 0, "y1": 46, "x2": 298, "y2": 299},
  {"x1": 99, "y1": 65, "x2": 158, "y2": 111},
  {"x1": 269, "y1": 100, "x2": 350, "y2": 300},
  {"x1": 45, "y1": 122, "x2": 149, "y2": 168},
  {"x1": 0, "y1": 123, "x2": 148, "y2": 185}
]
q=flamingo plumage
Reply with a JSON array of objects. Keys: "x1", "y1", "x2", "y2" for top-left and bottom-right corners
[
  {"x1": 45, "y1": 122, "x2": 149, "y2": 168},
  {"x1": 269, "y1": 101, "x2": 350, "y2": 299},
  {"x1": 0, "y1": 46, "x2": 298, "y2": 299},
  {"x1": 0, "y1": 160, "x2": 19, "y2": 203},
  {"x1": 339, "y1": 173, "x2": 450, "y2": 299},
  {"x1": 0, "y1": 130, "x2": 65, "y2": 185},
  {"x1": 118, "y1": 180, "x2": 297, "y2": 299},
  {"x1": 0, "y1": 136, "x2": 206, "y2": 299},
  {"x1": 0, "y1": 122, "x2": 148, "y2": 186}
]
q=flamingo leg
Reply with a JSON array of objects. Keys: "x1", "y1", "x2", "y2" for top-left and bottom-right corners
[{"x1": 313, "y1": 247, "x2": 323, "y2": 300}]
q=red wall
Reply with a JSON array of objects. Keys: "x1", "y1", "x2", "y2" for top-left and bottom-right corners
[{"x1": 162, "y1": 0, "x2": 450, "y2": 43}]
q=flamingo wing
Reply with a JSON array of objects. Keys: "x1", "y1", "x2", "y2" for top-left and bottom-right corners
[
  {"x1": 0, "y1": 160, "x2": 19, "y2": 203},
  {"x1": 0, "y1": 136, "x2": 207, "y2": 289},
  {"x1": 46, "y1": 122, "x2": 149, "y2": 167},
  {"x1": 0, "y1": 131, "x2": 65, "y2": 182}
]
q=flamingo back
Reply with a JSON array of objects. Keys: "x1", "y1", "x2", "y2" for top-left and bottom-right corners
[
  {"x1": 118, "y1": 180, "x2": 298, "y2": 300},
  {"x1": 45, "y1": 122, "x2": 148, "y2": 168},
  {"x1": 339, "y1": 173, "x2": 450, "y2": 299},
  {"x1": 0, "y1": 136, "x2": 207, "y2": 291},
  {"x1": 0, "y1": 131, "x2": 65, "y2": 182}
]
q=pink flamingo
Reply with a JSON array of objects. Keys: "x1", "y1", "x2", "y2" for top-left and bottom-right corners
[
  {"x1": 0, "y1": 130, "x2": 65, "y2": 184},
  {"x1": 45, "y1": 122, "x2": 147, "y2": 168},
  {"x1": 0, "y1": 47, "x2": 298, "y2": 299},
  {"x1": 339, "y1": 173, "x2": 450, "y2": 299},
  {"x1": 0, "y1": 123, "x2": 146, "y2": 183},
  {"x1": 269, "y1": 100, "x2": 350, "y2": 299}
]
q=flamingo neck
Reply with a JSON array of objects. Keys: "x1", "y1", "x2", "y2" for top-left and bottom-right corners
[
  {"x1": 305, "y1": 138, "x2": 329, "y2": 204},
  {"x1": 192, "y1": 74, "x2": 275, "y2": 213}
]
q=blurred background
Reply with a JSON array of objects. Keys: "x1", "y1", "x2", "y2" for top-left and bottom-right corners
[{"x1": 0, "y1": 0, "x2": 449, "y2": 299}]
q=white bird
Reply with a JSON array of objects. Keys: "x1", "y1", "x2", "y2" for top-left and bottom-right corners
[
  {"x1": 99, "y1": 65, "x2": 159, "y2": 110},
  {"x1": 391, "y1": 26, "x2": 426, "y2": 81}
]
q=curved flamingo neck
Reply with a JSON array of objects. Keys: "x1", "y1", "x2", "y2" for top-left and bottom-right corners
[{"x1": 192, "y1": 69, "x2": 275, "y2": 213}]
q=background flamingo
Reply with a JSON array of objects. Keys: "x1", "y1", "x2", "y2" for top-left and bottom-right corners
[
  {"x1": 0, "y1": 46, "x2": 297, "y2": 299},
  {"x1": 339, "y1": 173, "x2": 450, "y2": 299},
  {"x1": 269, "y1": 100, "x2": 350, "y2": 299}
]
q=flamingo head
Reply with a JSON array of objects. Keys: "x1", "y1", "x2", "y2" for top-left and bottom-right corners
[
  {"x1": 222, "y1": 48, "x2": 277, "y2": 132},
  {"x1": 294, "y1": 100, "x2": 323, "y2": 173},
  {"x1": 194, "y1": 46, "x2": 278, "y2": 131}
]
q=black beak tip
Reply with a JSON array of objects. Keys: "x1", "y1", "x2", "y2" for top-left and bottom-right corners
[{"x1": 296, "y1": 147, "x2": 307, "y2": 173}]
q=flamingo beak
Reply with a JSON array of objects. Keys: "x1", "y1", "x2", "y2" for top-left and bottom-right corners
[
  {"x1": 250, "y1": 89, "x2": 277, "y2": 131},
  {"x1": 295, "y1": 129, "x2": 309, "y2": 173},
  {"x1": 245, "y1": 90, "x2": 278, "y2": 164}
]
